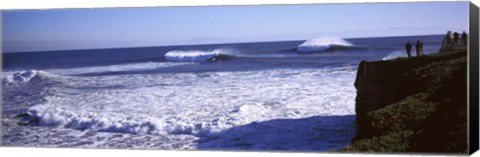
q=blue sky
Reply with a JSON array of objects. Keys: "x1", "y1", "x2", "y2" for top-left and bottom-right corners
[{"x1": 2, "y1": 1, "x2": 469, "y2": 52}]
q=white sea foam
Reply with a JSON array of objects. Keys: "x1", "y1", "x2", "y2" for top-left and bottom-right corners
[
  {"x1": 26, "y1": 105, "x2": 165, "y2": 134},
  {"x1": 2, "y1": 70, "x2": 59, "y2": 87},
  {"x1": 24, "y1": 67, "x2": 355, "y2": 129},
  {"x1": 6, "y1": 65, "x2": 357, "y2": 150},
  {"x1": 297, "y1": 36, "x2": 354, "y2": 53}
]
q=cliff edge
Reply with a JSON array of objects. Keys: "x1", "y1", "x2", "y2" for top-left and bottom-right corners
[{"x1": 342, "y1": 49, "x2": 467, "y2": 153}]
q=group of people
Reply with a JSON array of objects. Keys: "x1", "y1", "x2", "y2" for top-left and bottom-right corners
[
  {"x1": 441, "y1": 31, "x2": 468, "y2": 50},
  {"x1": 405, "y1": 40, "x2": 424, "y2": 58},
  {"x1": 405, "y1": 31, "x2": 468, "y2": 57}
]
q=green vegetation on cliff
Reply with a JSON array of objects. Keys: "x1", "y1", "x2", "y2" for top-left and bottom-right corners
[{"x1": 341, "y1": 50, "x2": 467, "y2": 153}]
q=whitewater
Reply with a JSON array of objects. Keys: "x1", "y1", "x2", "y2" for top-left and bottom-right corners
[
  {"x1": 2, "y1": 64, "x2": 357, "y2": 150},
  {"x1": 297, "y1": 36, "x2": 356, "y2": 53},
  {"x1": 2, "y1": 35, "x2": 444, "y2": 151}
]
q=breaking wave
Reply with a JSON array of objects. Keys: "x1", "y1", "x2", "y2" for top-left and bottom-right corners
[
  {"x1": 21, "y1": 107, "x2": 166, "y2": 135},
  {"x1": 2, "y1": 70, "x2": 60, "y2": 87},
  {"x1": 297, "y1": 36, "x2": 359, "y2": 53},
  {"x1": 164, "y1": 49, "x2": 238, "y2": 62}
]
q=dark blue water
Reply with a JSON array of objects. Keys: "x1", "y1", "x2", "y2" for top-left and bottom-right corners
[{"x1": 3, "y1": 35, "x2": 443, "y2": 74}]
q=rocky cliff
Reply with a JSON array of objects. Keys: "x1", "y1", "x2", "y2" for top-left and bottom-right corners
[{"x1": 343, "y1": 49, "x2": 468, "y2": 153}]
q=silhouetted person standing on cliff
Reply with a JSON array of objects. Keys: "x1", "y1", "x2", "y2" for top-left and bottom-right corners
[
  {"x1": 405, "y1": 41, "x2": 412, "y2": 58},
  {"x1": 461, "y1": 31, "x2": 468, "y2": 46},
  {"x1": 415, "y1": 40, "x2": 424, "y2": 56},
  {"x1": 453, "y1": 32, "x2": 459, "y2": 47},
  {"x1": 420, "y1": 41, "x2": 424, "y2": 55},
  {"x1": 440, "y1": 31, "x2": 455, "y2": 53},
  {"x1": 417, "y1": 41, "x2": 422, "y2": 56},
  {"x1": 441, "y1": 31, "x2": 453, "y2": 51}
]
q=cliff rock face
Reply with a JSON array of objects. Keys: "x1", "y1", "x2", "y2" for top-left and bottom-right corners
[
  {"x1": 355, "y1": 59, "x2": 429, "y2": 140},
  {"x1": 349, "y1": 50, "x2": 467, "y2": 153}
]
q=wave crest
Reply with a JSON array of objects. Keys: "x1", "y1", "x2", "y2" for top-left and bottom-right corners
[
  {"x1": 23, "y1": 107, "x2": 165, "y2": 135},
  {"x1": 22, "y1": 105, "x2": 219, "y2": 136},
  {"x1": 164, "y1": 49, "x2": 235, "y2": 62},
  {"x1": 297, "y1": 36, "x2": 355, "y2": 53},
  {"x1": 2, "y1": 70, "x2": 58, "y2": 87}
]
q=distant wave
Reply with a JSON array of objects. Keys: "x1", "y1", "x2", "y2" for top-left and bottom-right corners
[
  {"x1": 2, "y1": 70, "x2": 59, "y2": 87},
  {"x1": 164, "y1": 49, "x2": 237, "y2": 62},
  {"x1": 49, "y1": 62, "x2": 193, "y2": 76},
  {"x1": 297, "y1": 36, "x2": 361, "y2": 53}
]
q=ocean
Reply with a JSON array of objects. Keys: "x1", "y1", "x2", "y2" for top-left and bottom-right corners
[{"x1": 1, "y1": 35, "x2": 443, "y2": 151}]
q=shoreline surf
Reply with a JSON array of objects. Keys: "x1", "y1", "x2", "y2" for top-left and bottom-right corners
[{"x1": 2, "y1": 34, "x2": 444, "y2": 151}]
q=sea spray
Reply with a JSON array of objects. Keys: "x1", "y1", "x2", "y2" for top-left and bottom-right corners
[
  {"x1": 297, "y1": 36, "x2": 354, "y2": 53},
  {"x1": 164, "y1": 49, "x2": 239, "y2": 62}
]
